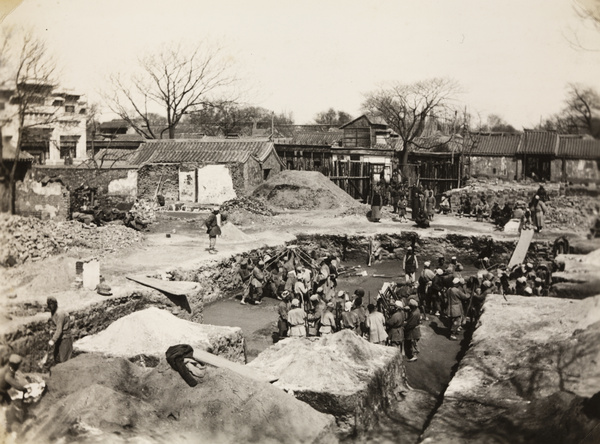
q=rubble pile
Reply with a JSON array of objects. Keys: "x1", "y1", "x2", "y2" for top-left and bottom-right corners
[
  {"x1": 0, "y1": 214, "x2": 144, "y2": 267},
  {"x1": 128, "y1": 198, "x2": 159, "y2": 223},
  {"x1": 221, "y1": 196, "x2": 275, "y2": 216},
  {"x1": 544, "y1": 195, "x2": 599, "y2": 231}
]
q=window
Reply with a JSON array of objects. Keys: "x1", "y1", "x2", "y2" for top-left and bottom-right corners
[
  {"x1": 372, "y1": 164, "x2": 384, "y2": 174},
  {"x1": 60, "y1": 135, "x2": 79, "y2": 159},
  {"x1": 350, "y1": 154, "x2": 360, "y2": 161},
  {"x1": 52, "y1": 100, "x2": 63, "y2": 106},
  {"x1": 79, "y1": 108, "x2": 87, "y2": 114},
  {"x1": 65, "y1": 105, "x2": 75, "y2": 113},
  {"x1": 263, "y1": 169, "x2": 271, "y2": 181}
]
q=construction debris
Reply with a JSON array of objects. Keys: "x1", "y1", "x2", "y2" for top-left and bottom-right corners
[
  {"x1": 0, "y1": 214, "x2": 144, "y2": 267},
  {"x1": 221, "y1": 196, "x2": 275, "y2": 216}
]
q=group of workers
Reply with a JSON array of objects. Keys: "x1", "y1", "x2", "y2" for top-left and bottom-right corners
[{"x1": 0, "y1": 297, "x2": 73, "y2": 433}]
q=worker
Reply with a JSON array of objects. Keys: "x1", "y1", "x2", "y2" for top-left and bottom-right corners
[
  {"x1": 248, "y1": 260, "x2": 266, "y2": 305},
  {"x1": 439, "y1": 194, "x2": 451, "y2": 214},
  {"x1": 204, "y1": 207, "x2": 222, "y2": 254},
  {"x1": 365, "y1": 304, "x2": 388, "y2": 345},
  {"x1": 472, "y1": 280, "x2": 494, "y2": 320},
  {"x1": 533, "y1": 278, "x2": 544, "y2": 296},
  {"x1": 403, "y1": 247, "x2": 418, "y2": 284},
  {"x1": 418, "y1": 261, "x2": 436, "y2": 317},
  {"x1": 426, "y1": 190, "x2": 436, "y2": 220},
  {"x1": 47, "y1": 297, "x2": 73, "y2": 364},
  {"x1": 530, "y1": 195, "x2": 547, "y2": 233},
  {"x1": 428, "y1": 268, "x2": 445, "y2": 317},
  {"x1": 307, "y1": 294, "x2": 325, "y2": 337},
  {"x1": 341, "y1": 301, "x2": 359, "y2": 332},
  {"x1": 0, "y1": 354, "x2": 30, "y2": 433},
  {"x1": 320, "y1": 302, "x2": 337, "y2": 335},
  {"x1": 515, "y1": 276, "x2": 528, "y2": 295},
  {"x1": 386, "y1": 300, "x2": 406, "y2": 355},
  {"x1": 404, "y1": 300, "x2": 421, "y2": 362},
  {"x1": 277, "y1": 291, "x2": 292, "y2": 339},
  {"x1": 287, "y1": 299, "x2": 307, "y2": 338},
  {"x1": 446, "y1": 278, "x2": 469, "y2": 340},
  {"x1": 352, "y1": 294, "x2": 367, "y2": 337}
]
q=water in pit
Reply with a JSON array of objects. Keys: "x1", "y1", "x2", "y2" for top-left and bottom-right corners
[{"x1": 203, "y1": 256, "x2": 474, "y2": 442}]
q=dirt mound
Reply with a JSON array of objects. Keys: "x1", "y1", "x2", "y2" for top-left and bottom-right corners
[
  {"x1": 421, "y1": 294, "x2": 600, "y2": 444},
  {"x1": 221, "y1": 196, "x2": 274, "y2": 216},
  {"x1": 75, "y1": 307, "x2": 244, "y2": 361},
  {"x1": 252, "y1": 171, "x2": 362, "y2": 211},
  {"x1": 23, "y1": 354, "x2": 337, "y2": 444},
  {"x1": 249, "y1": 330, "x2": 406, "y2": 437},
  {"x1": 219, "y1": 222, "x2": 252, "y2": 242}
]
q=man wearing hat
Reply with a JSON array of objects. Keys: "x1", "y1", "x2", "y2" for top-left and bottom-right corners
[
  {"x1": 277, "y1": 291, "x2": 292, "y2": 339},
  {"x1": 404, "y1": 299, "x2": 421, "y2": 361},
  {"x1": 533, "y1": 277, "x2": 544, "y2": 296},
  {"x1": 47, "y1": 297, "x2": 73, "y2": 363},
  {"x1": 428, "y1": 269, "x2": 445, "y2": 317},
  {"x1": 418, "y1": 261, "x2": 436, "y2": 317},
  {"x1": 341, "y1": 301, "x2": 359, "y2": 333},
  {"x1": 0, "y1": 355, "x2": 28, "y2": 405},
  {"x1": 446, "y1": 278, "x2": 469, "y2": 340},
  {"x1": 204, "y1": 207, "x2": 222, "y2": 254},
  {"x1": 471, "y1": 280, "x2": 494, "y2": 321},
  {"x1": 0, "y1": 354, "x2": 30, "y2": 433},
  {"x1": 287, "y1": 299, "x2": 307, "y2": 338},
  {"x1": 307, "y1": 294, "x2": 326, "y2": 337},
  {"x1": 245, "y1": 260, "x2": 266, "y2": 305},
  {"x1": 403, "y1": 247, "x2": 419, "y2": 284},
  {"x1": 530, "y1": 195, "x2": 547, "y2": 233},
  {"x1": 515, "y1": 276, "x2": 528, "y2": 296},
  {"x1": 365, "y1": 304, "x2": 388, "y2": 344},
  {"x1": 352, "y1": 292, "x2": 367, "y2": 337},
  {"x1": 386, "y1": 300, "x2": 406, "y2": 354},
  {"x1": 320, "y1": 302, "x2": 337, "y2": 335}
]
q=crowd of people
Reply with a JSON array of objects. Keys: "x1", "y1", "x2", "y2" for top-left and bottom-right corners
[
  {"x1": 368, "y1": 179, "x2": 550, "y2": 234},
  {"x1": 235, "y1": 246, "x2": 553, "y2": 363}
]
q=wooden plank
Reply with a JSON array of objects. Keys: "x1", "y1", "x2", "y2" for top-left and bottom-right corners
[
  {"x1": 191, "y1": 349, "x2": 278, "y2": 384},
  {"x1": 508, "y1": 229, "x2": 535, "y2": 268},
  {"x1": 127, "y1": 275, "x2": 199, "y2": 296}
]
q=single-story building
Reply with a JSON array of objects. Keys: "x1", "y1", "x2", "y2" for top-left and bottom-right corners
[
  {"x1": 128, "y1": 138, "x2": 284, "y2": 204},
  {"x1": 466, "y1": 132, "x2": 522, "y2": 180}
]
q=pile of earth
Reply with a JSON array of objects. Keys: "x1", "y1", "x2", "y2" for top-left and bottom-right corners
[
  {"x1": 74, "y1": 307, "x2": 246, "y2": 363},
  {"x1": 249, "y1": 330, "x2": 407, "y2": 437},
  {"x1": 221, "y1": 196, "x2": 274, "y2": 216},
  {"x1": 421, "y1": 294, "x2": 600, "y2": 444},
  {"x1": 21, "y1": 354, "x2": 337, "y2": 444},
  {"x1": 0, "y1": 213, "x2": 144, "y2": 267},
  {"x1": 252, "y1": 171, "x2": 363, "y2": 211}
]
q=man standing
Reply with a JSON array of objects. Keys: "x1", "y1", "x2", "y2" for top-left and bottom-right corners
[
  {"x1": 287, "y1": 299, "x2": 307, "y2": 338},
  {"x1": 386, "y1": 300, "x2": 406, "y2": 355},
  {"x1": 352, "y1": 293, "x2": 367, "y2": 337},
  {"x1": 320, "y1": 302, "x2": 337, "y2": 335},
  {"x1": 307, "y1": 294, "x2": 326, "y2": 337},
  {"x1": 404, "y1": 300, "x2": 421, "y2": 362},
  {"x1": 47, "y1": 297, "x2": 73, "y2": 363},
  {"x1": 277, "y1": 291, "x2": 292, "y2": 339},
  {"x1": 341, "y1": 301, "x2": 359, "y2": 332},
  {"x1": 365, "y1": 304, "x2": 388, "y2": 345},
  {"x1": 403, "y1": 247, "x2": 418, "y2": 284},
  {"x1": 530, "y1": 195, "x2": 547, "y2": 233},
  {"x1": 446, "y1": 278, "x2": 469, "y2": 340},
  {"x1": 204, "y1": 207, "x2": 222, "y2": 254}
]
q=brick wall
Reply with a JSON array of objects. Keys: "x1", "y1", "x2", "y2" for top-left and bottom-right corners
[
  {"x1": 137, "y1": 164, "x2": 179, "y2": 202},
  {"x1": 15, "y1": 178, "x2": 70, "y2": 220}
]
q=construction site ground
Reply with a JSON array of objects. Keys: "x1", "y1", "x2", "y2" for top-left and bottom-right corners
[{"x1": 2, "y1": 199, "x2": 600, "y2": 443}]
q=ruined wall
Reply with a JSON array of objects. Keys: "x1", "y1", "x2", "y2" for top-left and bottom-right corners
[
  {"x1": 551, "y1": 158, "x2": 600, "y2": 182},
  {"x1": 261, "y1": 150, "x2": 284, "y2": 180},
  {"x1": 137, "y1": 164, "x2": 179, "y2": 202},
  {"x1": 227, "y1": 163, "x2": 245, "y2": 195},
  {"x1": 196, "y1": 164, "x2": 238, "y2": 204},
  {"x1": 15, "y1": 178, "x2": 70, "y2": 220},
  {"x1": 244, "y1": 157, "x2": 264, "y2": 192},
  {"x1": 178, "y1": 167, "x2": 196, "y2": 202},
  {"x1": 469, "y1": 156, "x2": 518, "y2": 180},
  {"x1": 32, "y1": 166, "x2": 137, "y2": 213}
]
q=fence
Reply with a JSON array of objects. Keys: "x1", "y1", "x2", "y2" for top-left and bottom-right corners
[{"x1": 329, "y1": 160, "x2": 373, "y2": 202}]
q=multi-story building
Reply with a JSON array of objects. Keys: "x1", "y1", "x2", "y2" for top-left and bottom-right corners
[{"x1": 0, "y1": 81, "x2": 87, "y2": 165}]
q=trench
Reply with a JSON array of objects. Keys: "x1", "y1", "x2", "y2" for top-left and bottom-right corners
[{"x1": 4, "y1": 230, "x2": 595, "y2": 443}]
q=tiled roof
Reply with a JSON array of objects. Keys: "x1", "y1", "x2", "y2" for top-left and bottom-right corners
[
  {"x1": 92, "y1": 148, "x2": 137, "y2": 163},
  {"x1": 410, "y1": 135, "x2": 462, "y2": 153},
  {"x1": 276, "y1": 131, "x2": 343, "y2": 146},
  {"x1": 129, "y1": 139, "x2": 277, "y2": 166},
  {"x1": 1, "y1": 142, "x2": 34, "y2": 161},
  {"x1": 469, "y1": 132, "x2": 522, "y2": 156},
  {"x1": 558, "y1": 135, "x2": 600, "y2": 159},
  {"x1": 518, "y1": 130, "x2": 558, "y2": 155}
]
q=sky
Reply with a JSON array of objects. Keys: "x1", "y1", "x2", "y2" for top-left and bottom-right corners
[{"x1": 1, "y1": 0, "x2": 600, "y2": 128}]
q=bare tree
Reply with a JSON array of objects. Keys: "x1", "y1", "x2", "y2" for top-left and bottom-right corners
[
  {"x1": 0, "y1": 28, "x2": 57, "y2": 213},
  {"x1": 562, "y1": 83, "x2": 600, "y2": 136},
  {"x1": 106, "y1": 42, "x2": 237, "y2": 139},
  {"x1": 363, "y1": 78, "x2": 460, "y2": 166}
]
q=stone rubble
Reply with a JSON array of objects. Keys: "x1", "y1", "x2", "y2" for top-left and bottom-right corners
[
  {"x1": 221, "y1": 196, "x2": 275, "y2": 216},
  {"x1": 0, "y1": 213, "x2": 144, "y2": 267}
]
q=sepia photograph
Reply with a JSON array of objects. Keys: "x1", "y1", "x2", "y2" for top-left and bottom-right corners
[{"x1": 0, "y1": 0, "x2": 599, "y2": 443}]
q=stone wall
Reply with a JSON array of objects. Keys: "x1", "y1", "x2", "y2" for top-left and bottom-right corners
[
  {"x1": 3, "y1": 288, "x2": 205, "y2": 373},
  {"x1": 137, "y1": 164, "x2": 179, "y2": 202},
  {"x1": 15, "y1": 178, "x2": 70, "y2": 220},
  {"x1": 551, "y1": 158, "x2": 600, "y2": 182}
]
